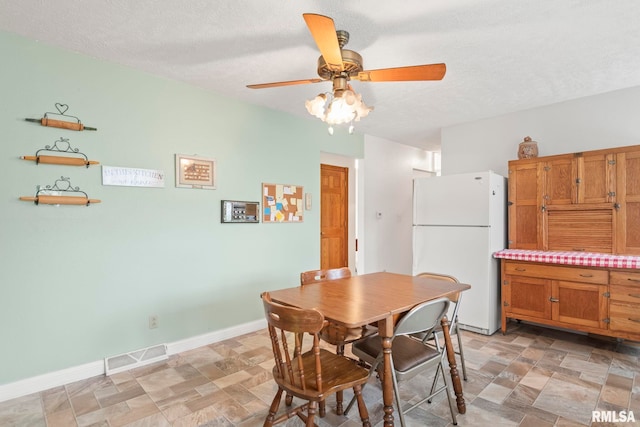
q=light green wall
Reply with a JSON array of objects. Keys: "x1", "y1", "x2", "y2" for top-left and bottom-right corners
[{"x1": 0, "y1": 31, "x2": 363, "y2": 384}]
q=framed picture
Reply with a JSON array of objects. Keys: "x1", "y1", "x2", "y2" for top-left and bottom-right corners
[{"x1": 175, "y1": 154, "x2": 216, "y2": 189}]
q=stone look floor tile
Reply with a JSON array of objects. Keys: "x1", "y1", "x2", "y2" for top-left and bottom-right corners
[
  {"x1": 477, "y1": 382, "x2": 513, "y2": 404},
  {"x1": 533, "y1": 377, "x2": 602, "y2": 425},
  {"x1": 1, "y1": 322, "x2": 639, "y2": 426}
]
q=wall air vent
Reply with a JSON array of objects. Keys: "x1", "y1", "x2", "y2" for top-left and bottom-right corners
[{"x1": 104, "y1": 344, "x2": 167, "y2": 376}]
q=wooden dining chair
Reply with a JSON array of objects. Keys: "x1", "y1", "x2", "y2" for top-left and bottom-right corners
[
  {"x1": 345, "y1": 297, "x2": 458, "y2": 427},
  {"x1": 415, "y1": 272, "x2": 468, "y2": 382},
  {"x1": 300, "y1": 267, "x2": 377, "y2": 415},
  {"x1": 260, "y1": 292, "x2": 371, "y2": 427}
]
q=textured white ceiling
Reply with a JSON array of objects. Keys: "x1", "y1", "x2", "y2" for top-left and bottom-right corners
[{"x1": 2, "y1": 0, "x2": 640, "y2": 150}]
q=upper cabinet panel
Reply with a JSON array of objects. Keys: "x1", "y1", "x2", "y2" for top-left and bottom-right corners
[
  {"x1": 616, "y1": 148, "x2": 640, "y2": 255},
  {"x1": 577, "y1": 152, "x2": 616, "y2": 204},
  {"x1": 544, "y1": 156, "x2": 574, "y2": 205},
  {"x1": 508, "y1": 161, "x2": 543, "y2": 249}
]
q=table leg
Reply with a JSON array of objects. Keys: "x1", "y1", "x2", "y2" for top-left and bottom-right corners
[
  {"x1": 379, "y1": 316, "x2": 395, "y2": 426},
  {"x1": 440, "y1": 315, "x2": 466, "y2": 414}
]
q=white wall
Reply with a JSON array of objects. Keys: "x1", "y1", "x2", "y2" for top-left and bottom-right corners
[
  {"x1": 361, "y1": 135, "x2": 428, "y2": 274},
  {"x1": 441, "y1": 86, "x2": 640, "y2": 175}
]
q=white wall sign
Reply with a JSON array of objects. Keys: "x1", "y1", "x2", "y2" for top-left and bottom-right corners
[{"x1": 102, "y1": 166, "x2": 165, "y2": 188}]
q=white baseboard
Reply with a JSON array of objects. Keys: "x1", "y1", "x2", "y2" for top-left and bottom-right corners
[
  {"x1": 0, "y1": 319, "x2": 266, "y2": 403},
  {"x1": 166, "y1": 319, "x2": 266, "y2": 355}
]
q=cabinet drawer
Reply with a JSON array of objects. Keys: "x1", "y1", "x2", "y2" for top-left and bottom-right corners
[
  {"x1": 609, "y1": 302, "x2": 640, "y2": 333},
  {"x1": 609, "y1": 284, "x2": 640, "y2": 304},
  {"x1": 504, "y1": 262, "x2": 608, "y2": 284},
  {"x1": 610, "y1": 270, "x2": 640, "y2": 286}
]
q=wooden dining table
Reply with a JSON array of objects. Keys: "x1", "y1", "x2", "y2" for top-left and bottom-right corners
[{"x1": 268, "y1": 271, "x2": 471, "y2": 426}]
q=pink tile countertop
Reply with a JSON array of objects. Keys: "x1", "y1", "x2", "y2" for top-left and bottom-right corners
[{"x1": 493, "y1": 249, "x2": 640, "y2": 269}]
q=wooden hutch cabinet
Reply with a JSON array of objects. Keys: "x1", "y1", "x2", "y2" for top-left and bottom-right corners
[
  {"x1": 499, "y1": 144, "x2": 640, "y2": 342},
  {"x1": 508, "y1": 144, "x2": 640, "y2": 255}
]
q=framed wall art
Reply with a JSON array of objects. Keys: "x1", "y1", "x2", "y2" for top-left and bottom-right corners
[{"x1": 175, "y1": 154, "x2": 216, "y2": 189}]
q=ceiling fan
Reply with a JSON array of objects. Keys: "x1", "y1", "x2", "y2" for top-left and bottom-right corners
[{"x1": 247, "y1": 13, "x2": 446, "y2": 132}]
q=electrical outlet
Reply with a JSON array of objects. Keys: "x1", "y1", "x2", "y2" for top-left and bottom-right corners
[{"x1": 149, "y1": 315, "x2": 159, "y2": 329}]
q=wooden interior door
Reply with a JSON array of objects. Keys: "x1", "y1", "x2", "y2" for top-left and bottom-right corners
[{"x1": 320, "y1": 164, "x2": 348, "y2": 270}]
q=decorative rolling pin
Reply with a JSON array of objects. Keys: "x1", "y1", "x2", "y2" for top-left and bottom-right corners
[
  {"x1": 19, "y1": 195, "x2": 101, "y2": 205},
  {"x1": 24, "y1": 117, "x2": 97, "y2": 131},
  {"x1": 20, "y1": 155, "x2": 99, "y2": 167}
]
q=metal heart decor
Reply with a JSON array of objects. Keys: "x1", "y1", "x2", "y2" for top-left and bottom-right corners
[{"x1": 55, "y1": 103, "x2": 69, "y2": 115}]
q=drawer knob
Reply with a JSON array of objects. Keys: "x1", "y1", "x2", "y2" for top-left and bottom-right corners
[
  {"x1": 629, "y1": 293, "x2": 640, "y2": 299},
  {"x1": 629, "y1": 318, "x2": 640, "y2": 324},
  {"x1": 549, "y1": 297, "x2": 559, "y2": 303},
  {"x1": 515, "y1": 268, "x2": 526, "y2": 272},
  {"x1": 579, "y1": 273, "x2": 593, "y2": 278},
  {"x1": 627, "y1": 278, "x2": 640, "y2": 283}
]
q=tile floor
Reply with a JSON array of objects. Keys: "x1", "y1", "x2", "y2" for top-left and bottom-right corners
[{"x1": 1, "y1": 322, "x2": 639, "y2": 427}]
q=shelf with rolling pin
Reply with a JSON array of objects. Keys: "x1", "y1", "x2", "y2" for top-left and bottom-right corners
[
  {"x1": 19, "y1": 176, "x2": 101, "y2": 206},
  {"x1": 24, "y1": 102, "x2": 97, "y2": 132},
  {"x1": 21, "y1": 136, "x2": 99, "y2": 168},
  {"x1": 20, "y1": 103, "x2": 101, "y2": 206}
]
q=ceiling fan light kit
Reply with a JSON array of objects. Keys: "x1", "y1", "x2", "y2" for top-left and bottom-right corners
[
  {"x1": 247, "y1": 13, "x2": 445, "y2": 135},
  {"x1": 305, "y1": 86, "x2": 373, "y2": 134}
]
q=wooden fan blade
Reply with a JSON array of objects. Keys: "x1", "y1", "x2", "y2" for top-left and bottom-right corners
[
  {"x1": 247, "y1": 78, "x2": 325, "y2": 89},
  {"x1": 354, "y1": 63, "x2": 446, "y2": 82},
  {"x1": 303, "y1": 13, "x2": 344, "y2": 72}
]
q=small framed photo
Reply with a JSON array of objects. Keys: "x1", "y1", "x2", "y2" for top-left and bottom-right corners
[{"x1": 175, "y1": 154, "x2": 216, "y2": 189}]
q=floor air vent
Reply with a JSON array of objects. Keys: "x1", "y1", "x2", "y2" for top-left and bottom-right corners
[{"x1": 105, "y1": 344, "x2": 168, "y2": 376}]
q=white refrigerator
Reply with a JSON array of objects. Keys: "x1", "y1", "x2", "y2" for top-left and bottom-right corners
[{"x1": 412, "y1": 171, "x2": 507, "y2": 335}]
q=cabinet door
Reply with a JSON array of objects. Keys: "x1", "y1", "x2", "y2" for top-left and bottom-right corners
[
  {"x1": 576, "y1": 152, "x2": 615, "y2": 204},
  {"x1": 545, "y1": 153, "x2": 615, "y2": 205},
  {"x1": 508, "y1": 161, "x2": 544, "y2": 249},
  {"x1": 504, "y1": 275, "x2": 551, "y2": 320},
  {"x1": 544, "y1": 156, "x2": 574, "y2": 205},
  {"x1": 551, "y1": 281, "x2": 608, "y2": 329},
  {"x1": 616, "y1": 149, "x2": 640, "y2": 255}
]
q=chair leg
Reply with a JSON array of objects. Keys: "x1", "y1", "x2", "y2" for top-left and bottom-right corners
[
  {"x1": 343, "y1": 389, "x2": 357, "y2": 416},
  {"x1": 264, "y1": 388, "x2": 284, "y2": 427},
  {"x1": 344, "y1": 359, "x2": 379, "y2": 416},
  {"x1": 335, "y1": 343, "x2": 346, "y2": 415},
  {"x1": 318, "y1": 399, "x2": 326, "y2": 417},
  {"x1": 390, "y1": 367, "x2": 407, "y2": 427},
  {"x1": 286, "y1": 333, "x2": 304, "y2": 408},
  {"x1": 335, "y1": 392, "x2": 343, "y2": 415},
  {"x1": 428, "y1": 365, "x2": 441, "y2": 403},
  {"x1": 455, "y1": 323, "x2": 468, "y2": 381},
  {"x1": 438, "y1": 362, "x2": 458, "y2": 425},
  {"x1": 306, "y1": 401, "x2": 317, "y2": 427},
  {"x1": 429, "y1": 326, "x2": 466, "y2": 403},
  {"x1": 352, "y1": 384, "x2": 371, "y2": 427}
]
